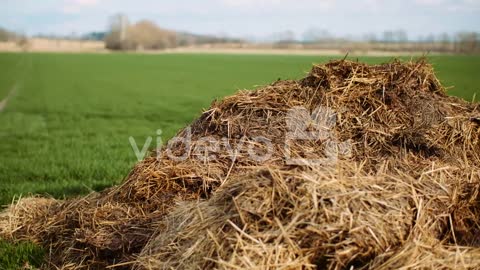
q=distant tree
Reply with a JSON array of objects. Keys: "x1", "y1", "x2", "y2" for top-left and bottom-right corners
[
  {"x1": 126, "y1": 20, "x2": 176, "y2": 50},
  {"x1": 437, "y1": 33, "x2": 451, "y2": 51},
  {"x1": 0, "y1": 29, "x2": 7, "y2": 41},
  {"x1": 82, "y1": 32, "x2": 107, "y2": 41},
  {"x1": 273, "y1": 30, "x2": 296, "y2": 43},
  {"x1": 16, "y1": 37, "x2": 30, "y2": 51},
  {"x1": 394, "y1": 30, "x2": 408, "y2": 42},
  {"x1": 438, "y1": 33, "x2": 450, "y2": 42},
  {"x1": 425, "y1": 34, "x2": 435, "y2": 43},
  {"x1": 0, "y1": 27, "x2": 15, "y2": 42},
  {"x1": 363, "y1": 33, "x2": 377, "y2": 43},
  {"x1": 68, "y1": 31, "x2": 78, "y2": 40},
  {"x1": 105, "y1": 17, "x2": 177, "y2": 51},
  {"x1": 302, "y1": 28, "x2": 331, "y2": 43},
  {"x1": 105, "y1": 14, "x2": 130, "y2": 50},
  {"x1": 382, "y1": 31, "x2": 394, "y2": 43},
  {"x1": 455, "y1": 32, "x2": 479, "y2": 53}
]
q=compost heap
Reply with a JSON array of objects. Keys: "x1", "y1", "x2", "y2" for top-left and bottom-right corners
[{"x1": 1, "y1": 59, "x2": 479, "y2": 270}]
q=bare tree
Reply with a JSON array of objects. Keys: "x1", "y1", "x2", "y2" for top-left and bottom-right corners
[
  {"x1": 0, "y1": 27, "x2": 16, "y2": 42},
  {"x1": 425, "y1": 34, "x2": 435, "y2": 43},
  {"x1": 438, "y1": 33, "x2": 451, "y2": 52},
  {"x1": 363, "y1": 33, "x2": 377, "y2": 43},
  {"x1": 394, "y1": 30, "x2": 408, "y2": 42},
  {"x1": 105, "y1": 16, "x2": 177, "y2": 51},
  {"x1": 382, "y1": 31, "x2": 394, "y2": 43},
  {"x1": 127, "y1": 20, "x2": 176, "y2": 50},
  {"x1": 272, "y1": 30, "x2": 296, "y2": 43},
  {"x1": 105, "y1": 14, "x2": 130, "y2": 50},
  {"x1": 302, "y1": 28, "x2": 331, "y2": 43},
  {"x1": 455, "y1": 32, "x2": 479, "y2": 53}
]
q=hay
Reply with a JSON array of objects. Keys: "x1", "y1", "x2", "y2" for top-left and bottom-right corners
[
  {"x1": 138, "y1": 165, "x2": 479, "y2": 269},
  {"x1": 1, "y1": 59, "x2": 479, "y2": 269}
]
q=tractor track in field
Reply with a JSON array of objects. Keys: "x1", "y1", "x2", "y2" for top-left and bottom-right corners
[
  {"x1": 0, "y1": 84, "x2": 18, "y2": 112},
  {"x1": 0, "y1": 55, "x2": 30, "y2": 113}
]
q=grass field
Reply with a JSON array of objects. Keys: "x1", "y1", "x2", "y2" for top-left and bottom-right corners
[{"x1": 0, "y1": 52, "x2": 479, "y2": 268}]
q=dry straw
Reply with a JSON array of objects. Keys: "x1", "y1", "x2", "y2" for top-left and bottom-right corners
[{"x1": 1, "y1": 59, "x2": 479, "y2": 269}]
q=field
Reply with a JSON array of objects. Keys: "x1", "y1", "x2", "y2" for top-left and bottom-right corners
[{"x1": 0, "y1": 53, "x2": 479, "y2": 268}]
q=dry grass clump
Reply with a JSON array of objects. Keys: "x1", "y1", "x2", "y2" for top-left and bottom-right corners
[
  {"x1": 0, "y1": 197, "x2": 59, "y2": 241},
  {"x1": 137, "y1": 164, "x2": 479, "y2": 269},
  {"x1": 1, "y1": 58, "x2": 479, "y2": 269}
]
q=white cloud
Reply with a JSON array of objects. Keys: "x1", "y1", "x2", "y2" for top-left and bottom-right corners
[
  {"x1": 414, "y1": 0, "x2": 446, "y2": 5},
  {"x1": 71, "y1": 0, "x2": 99, "y2": 6},
  {"x1": 460, "y1": 0, "x2": 480, "y2": 9},
  {"x1": 221, "y1": 0, "x2": 284, "y2": 7},
  {"x1": 415, "y1": 0, "x2": 480, "y2": 10},
  {"x1": 62, "y1": 0, "x2": 99, "y2": 14},
  {"x1": 220, "y1": 0, "x2": 336, "y2": 11},
  {"x1": 1, "y1": 0, "x2": 478, "y2": 37}
]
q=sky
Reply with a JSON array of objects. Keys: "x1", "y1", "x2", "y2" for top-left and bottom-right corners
[{"x1": 1, "y1": 0, "x2": 479, "y2": 40}]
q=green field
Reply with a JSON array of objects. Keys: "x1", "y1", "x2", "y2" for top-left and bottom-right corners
[
  {"x1": 0, "y1": 53, "x2": 479, "y2": 268},
  {"x1": 0, "y1": 53, "x2": 479, "y2": 207}
]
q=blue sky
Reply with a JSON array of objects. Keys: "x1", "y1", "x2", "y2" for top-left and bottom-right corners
[{"x1": 1, "y1": 0, "x2": 479, "y2": 40}]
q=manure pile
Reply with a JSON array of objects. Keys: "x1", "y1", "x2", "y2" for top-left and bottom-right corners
[{"x1": 1, "y1": 59, "x2": 480, "y2": 269}]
